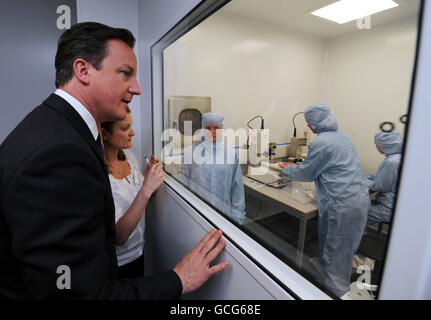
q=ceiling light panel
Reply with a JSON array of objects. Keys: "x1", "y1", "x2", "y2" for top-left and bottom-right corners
[{"x1": 311, "y1": 0, "x2": 399, "y2": 24}]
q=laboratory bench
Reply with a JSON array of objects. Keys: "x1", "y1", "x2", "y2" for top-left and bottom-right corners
[{"x1": 242, "y1": 175, "x2": 318, "y2": 271}]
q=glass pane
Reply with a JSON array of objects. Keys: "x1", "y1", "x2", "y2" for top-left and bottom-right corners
[{"x1": 160, "y1": 0, "x2": 421, "y2": 299}]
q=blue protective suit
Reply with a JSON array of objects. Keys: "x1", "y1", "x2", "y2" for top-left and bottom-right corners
[
  {"x1": 365, "y1": 131, "x2": 402, "y2": 225},
  {"x1": 282, "y1": 104, "x2": 369, "y2": 297},
  {"x1": 180, "y1": 138, "x2": 246, "y2": 225}
]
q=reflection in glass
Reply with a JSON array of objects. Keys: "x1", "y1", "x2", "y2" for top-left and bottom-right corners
[{"x1": 180, "y1": 113, "x2": 246, "y2": 224}]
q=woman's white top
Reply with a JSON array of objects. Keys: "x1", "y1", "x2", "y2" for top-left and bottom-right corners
[{"x1": 109, "y1": 149, "x2": 145, "y2": 267}]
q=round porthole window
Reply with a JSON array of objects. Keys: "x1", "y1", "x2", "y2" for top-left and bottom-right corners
[{"x1": 178, "y1": 108, "x2": 202, "y2": 135}]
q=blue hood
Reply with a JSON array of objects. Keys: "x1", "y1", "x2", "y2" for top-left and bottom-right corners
[
  {"x1": 202, "y1": 112, "x2": 224, "y2": 129},
  {"x1": 304, "y1": 104, "x2": 338, "y2": 134},
  {"x1": 374, "y1": 130, "x2": 403, "y2": 155}
]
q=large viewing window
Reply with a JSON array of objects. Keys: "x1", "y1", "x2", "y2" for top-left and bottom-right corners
[{"x1": 153, "y1": 0, "x2": 421, "y2": 299}]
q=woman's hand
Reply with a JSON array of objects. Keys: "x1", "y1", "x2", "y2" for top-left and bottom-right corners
[
  {"x1": 141, "y1": 163, "x2": 164, "y2": 197},
  {"x1": 144, "y1": 154, "x2": 160, "y2": 179}
]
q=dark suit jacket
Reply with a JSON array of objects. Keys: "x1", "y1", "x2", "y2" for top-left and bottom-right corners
[{"x1": 0, "y1": 94, "x2": 182, "y2": 299}]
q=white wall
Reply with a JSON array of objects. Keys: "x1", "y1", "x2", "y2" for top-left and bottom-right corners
[
  {"x1": 76, "y1": 0, "x2": 143, "y2": 166},
  {"x1": 163, "y1": 12, "x2": 417, "y2": 172},
  {"x1": 323, "y1": 18, "x2": 417, "y2": 173},
  {"x1": 164, "y1": 12, "x2": 324, "y2": 146}
]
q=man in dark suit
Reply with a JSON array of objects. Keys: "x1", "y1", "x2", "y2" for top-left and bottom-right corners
[{"x1": 0, "y1": 22, "x2": 229, "y2": 299}]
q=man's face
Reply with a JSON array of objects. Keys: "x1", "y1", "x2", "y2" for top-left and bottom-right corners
[
  {"x1": 88, "y1": 39, "x2": 141, "y2": 122},
  {"x1": 204, "y1": 124, "x2": 222, "y2": 142}
]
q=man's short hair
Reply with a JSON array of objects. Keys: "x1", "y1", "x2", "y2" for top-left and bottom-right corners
[{"x1": 55, "y1": 22, "x2": 135, "y2": 88}]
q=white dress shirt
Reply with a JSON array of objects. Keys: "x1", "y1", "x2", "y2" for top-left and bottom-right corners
[
  {"x1": 54, "y1": 89, "x2": 98, "y2": 141},
  {"x1": 109, "y1": 149, "x2": 146, "y2": 266}
]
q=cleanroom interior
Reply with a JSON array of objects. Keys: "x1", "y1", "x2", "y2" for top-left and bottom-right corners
[{"x1": 160, "y1": 0, "x2": 420, "y2": 299}]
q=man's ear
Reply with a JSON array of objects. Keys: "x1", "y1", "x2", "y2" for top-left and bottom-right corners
[{"x1": 72, "y1": 58, "x2": 92, "y2": 85}]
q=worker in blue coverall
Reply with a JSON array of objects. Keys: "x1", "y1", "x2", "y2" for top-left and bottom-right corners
[
  {"x1": 279, "y1": 104, "x2": 369, "y2": 297},
  {"x1": 180, "y1": 113, "x2": 246, "y2": 225},
  {"x1": 364, "y1": 130, "x2": 402, "y2": 225}
]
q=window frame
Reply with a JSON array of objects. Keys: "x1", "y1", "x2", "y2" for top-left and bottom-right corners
[
  {"x1": 377, "y1": 0, "x2": 430, "y2": 299},
  {"x1": 150, "y1": 0, "x2": 427, "y2": 299}
]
